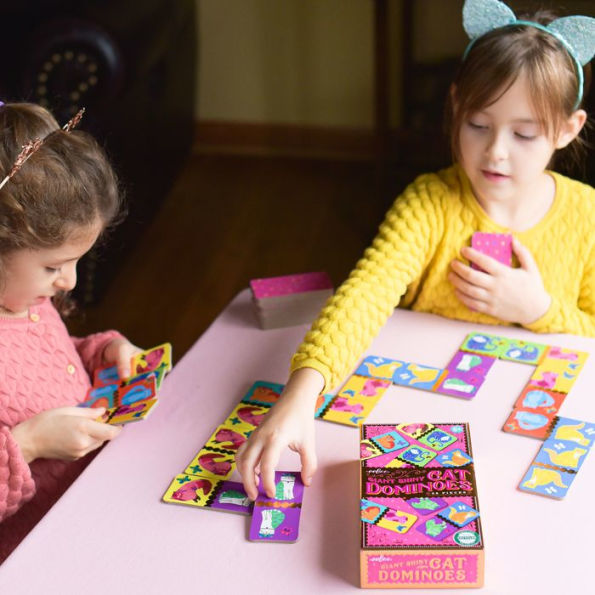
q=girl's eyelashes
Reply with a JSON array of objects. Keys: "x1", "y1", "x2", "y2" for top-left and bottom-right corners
[
  {"x1": 467, "y1": 120, "x2": 537, "y2": 141},
  {"x1": 45, "y1": 266, "x2": 60, "y2": 273}
]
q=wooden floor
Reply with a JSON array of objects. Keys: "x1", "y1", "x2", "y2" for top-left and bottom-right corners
[{"x1": 68, "y1": 153, "x2": 411, "y2": 360}]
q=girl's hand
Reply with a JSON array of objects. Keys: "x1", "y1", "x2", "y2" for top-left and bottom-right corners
[
  {"x1": 103, "y1": 338, "x2": 142, "y2": 379},
  {"x1": 11, "y1": 406, "x2": 121, "y2": 463},
  {"x1": 449, "y1": 238, "x2": 551, "y2": 325},
  {"x1": 236, "y1": 368, "x2": 324, "y2": 500}
]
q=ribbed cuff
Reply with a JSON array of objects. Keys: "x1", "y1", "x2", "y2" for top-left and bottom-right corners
[
  {"x1": 289, "y1": 357, "x2": 333, "y2": 394},
  {"x1": 524, "y1": 296, "x2": 559, "y2": 333},
  {"x1": 0, "y1": 426, "x2": 35, "y2": 521}
]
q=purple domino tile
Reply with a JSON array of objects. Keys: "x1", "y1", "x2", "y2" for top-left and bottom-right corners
[
  {"x1": 249, "y1": 471, "x2": 304, "y2": 543},
  {"x1": 446, "y1": 351, "x2": 496, "y2": 378},
  {"x1": 210, "y1": 481, "x2": 253, "y2": 514},
  {"x1": 249, "y1": 506, "x2": 302, "y2": 542},
  {"x1": 434, "y1": 351, "x2": 496, "y2": 399}
]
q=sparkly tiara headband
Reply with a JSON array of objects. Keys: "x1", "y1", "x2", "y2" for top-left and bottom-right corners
[
  {"x1": 0, "y1": 107, "x2": 86, "y2": 191},
  {"x1": 462, "y1": 0, "x2": 595, "y2": 109}
]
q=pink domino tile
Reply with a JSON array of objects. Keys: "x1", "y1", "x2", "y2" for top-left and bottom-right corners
[
  {"x1": 471, "y1": 232, "x2": 512, "y2": 270},
  {"x1": 250, "y1": 272, "x2": 332, "y2": 299}
]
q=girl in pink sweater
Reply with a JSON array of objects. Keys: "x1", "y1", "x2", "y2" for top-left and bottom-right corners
[{"x1": 0, "y1": 102, "x2": 141, "y2": 562}]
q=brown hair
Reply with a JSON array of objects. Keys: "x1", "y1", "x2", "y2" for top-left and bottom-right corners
[
  {"x1": 446, "y1": 10, "x2": 591, "y2": 175},
  {"x1": 0, "y1": 102, "x2": 124, "y2": 312}
]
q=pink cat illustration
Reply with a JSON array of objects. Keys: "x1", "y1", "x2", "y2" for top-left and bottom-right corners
[
  {"x1": 331, "y1": 397, "x2": 363, "y2": 413},
  {"x1": 532, "y1": 371, "x2": 558, "y2": 389},
  {"x1": 360, "y1": 379, "x2": 388, "y2": 397},
  {"x1": 198, "y1": 453, "x2": 232, "y2": 476},
  {"x1": 215, "y1": 428, "x2": 246, "y2": 450},
  {"x1": 135, "y1": 348, "x2": 165, "y2": 374},
  {"x1": 237, "y1": 405, "x2": 267, "y2": 427},
  {"x1": 547, "y1": 347, "x2": 578, "y2": 360},
  {"x1": 384, "y1": 509, "x2": 410, "y2": 524},
  {"x1": 172, "y1": 478, "x2": 212, "y2": 501}
]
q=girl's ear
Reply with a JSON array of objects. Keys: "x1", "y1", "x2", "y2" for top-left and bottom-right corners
[{"x1": 555, "y1": 109, "x2": 587, "y2": 149}]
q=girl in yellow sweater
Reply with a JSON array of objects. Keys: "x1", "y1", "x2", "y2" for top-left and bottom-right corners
[{"x1": 237, "y1": 0, "x2": 595, "y2": 499}]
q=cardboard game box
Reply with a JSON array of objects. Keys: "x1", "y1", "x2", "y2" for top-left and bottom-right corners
[
  {"x1": 360, "y1": 423, "x2": 484, "y2": 589},
  {"x1": 250, "y1": 272, "x2": 333, "y2": 330}
]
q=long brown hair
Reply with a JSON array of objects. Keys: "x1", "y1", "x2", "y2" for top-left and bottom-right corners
[
  {"x1": 0, "y1": 102, "x2": 124, "y2": 313},
  {"x1": 446, "y1": 10, "x2": 591, "y2": 175}
]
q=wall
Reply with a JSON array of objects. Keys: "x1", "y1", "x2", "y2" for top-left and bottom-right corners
[
  {"x1": 197, "y1": 0, "x2": 376, "y2": 128},
  {"x1": 195, "y1": 0, "x2": 594, "y2": 136}
]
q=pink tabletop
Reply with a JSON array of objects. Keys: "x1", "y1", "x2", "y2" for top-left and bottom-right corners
[{"x1": 0, "y1": 289, "x2": 593, "y2": 594}]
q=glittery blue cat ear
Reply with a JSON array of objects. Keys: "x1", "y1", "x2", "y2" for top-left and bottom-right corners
[
  {"x1": 461, "y1": 0, "x2": 595, "y2": 108},
  {"x1": 548, "y1": 16, "x2": 595, "y2": 66},
  {"x1": 463, "y1": 0, "x2": 515, "y2": 40}
]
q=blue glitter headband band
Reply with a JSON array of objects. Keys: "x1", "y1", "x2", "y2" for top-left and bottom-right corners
[{"x1": 462, "y1": 0, "x2": 595, "y2": 109}]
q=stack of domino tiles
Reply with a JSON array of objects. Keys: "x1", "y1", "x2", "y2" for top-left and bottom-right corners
[
  {"x1": 250, "y1": 271, "x2": 333, "y2": 330},
  {"x1": 162, "y1": 381, "x2": 305, "y2": 542}
]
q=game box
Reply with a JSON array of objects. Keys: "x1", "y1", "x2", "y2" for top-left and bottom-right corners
[{"x1": 360, "y1": 423, "x2": 484, "y2": 589}]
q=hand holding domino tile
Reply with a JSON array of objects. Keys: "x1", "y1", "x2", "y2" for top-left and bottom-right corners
[{"x1": 449, "y1": 232, "x2": 551, "y2": 325}]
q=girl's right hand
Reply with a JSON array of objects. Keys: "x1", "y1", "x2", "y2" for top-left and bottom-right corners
[
  {"x1": 11, "y1": 406, "x2": 122, "y2": 463},
  {"x1": 236, "y1": 368, "x2": 325, "y2": 501}
]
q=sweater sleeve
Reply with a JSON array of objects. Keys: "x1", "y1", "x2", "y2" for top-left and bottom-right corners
[
  {"x1": 290, "y1": 173, "x2": 446, "y2": 391},
  {"x1": 0, "y1": 426, "x2": 35, "y2": 522},
  {"x1": 525, "y1": 240, "x2": 595, "y2": 337},
  {"x1": 71, "y1": 330, "x2": 125, "y2": 376}
]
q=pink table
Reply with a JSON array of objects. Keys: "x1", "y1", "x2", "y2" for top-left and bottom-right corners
[{"x1": 1, "y1": 289, "x2": 593, "y2": 594}]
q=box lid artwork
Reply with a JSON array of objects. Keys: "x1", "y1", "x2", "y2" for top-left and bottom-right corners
[{"x1": 360, "y1": 423, "x2": 484, "y2": 589}]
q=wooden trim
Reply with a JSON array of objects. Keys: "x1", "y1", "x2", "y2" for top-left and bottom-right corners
[{"x1": 194, "y1": 120, "x2": 378, "y2": 160}]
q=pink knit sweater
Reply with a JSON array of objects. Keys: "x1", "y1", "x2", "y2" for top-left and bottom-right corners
[{"x1": 0, "y1": 298, "x2": 122, "y2": 562}]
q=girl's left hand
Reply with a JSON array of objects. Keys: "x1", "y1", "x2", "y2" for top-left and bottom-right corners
[
  {"x1": 449, "y1": 238, "x2": 551, "y2": 325},
  {"x1": 103, "y1": 338, "x2": 143, "y2": 379}
]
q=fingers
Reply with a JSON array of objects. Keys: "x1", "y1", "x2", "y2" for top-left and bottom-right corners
[
  {"x1": 236, "y1": 442, "x2": 262, "y2": 501},
  {"x1": 449, "y1": 264, "x2": 492, "y2": 313},
  {"x1": 84, "y1": 417, "x2": 122, "y2": 442},
  {"x1": 297, "y1": 439, "x2": 318, "y2": 487},
  {"x1": 117, "y1": 346, "x2": 137, "y2": 379},
  {"x1": 105, "y1": 338, "x2": 143, "y2": 379},
  {"x1": 70, "y1": 438, "x2": 108, "y2": 460},
  {"x1": 259, "y1": 441, "x2": 283, "y2": 499},
  {"x1": 460, "y1": 246, "x2": 505, "y2": 276},
  {"x1": 237, "y1": 429, "x2": 285, "y2": 500},
  {"x1": 449, "y1": 260, "x2": 492, "y2": 304},
  {"x1": 119, "y1": 344, "x2": 143, "y2": 378},
  {"x1": 450, "y1": 256, "x2": 491, "y2": 287},
  {"x1": 512, "y1": 238, "x2": 537, "y2": 272},
  {"x1": 449, "y1": 270, "x2": 489, "y2": 303},
  {"x1": 117, "y1": 361, "x2": 131, "y2": 380},
  {"x1": 453, "y1": 288, "x2": 489, "y2": 314},
  {"x1": 71, "y1": 406, "x2": 108, "y2": 418},
  {"x1": 58, "y1": 415, "x2": 121, "y2": 460}
]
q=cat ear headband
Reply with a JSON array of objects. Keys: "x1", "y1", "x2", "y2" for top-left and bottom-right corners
[
  {"x1": 462, "y1": 0, "x2": 595, "y2": 109},
  {"x1": 0, "y1": 107, "x2": 86, "y2": 191}
]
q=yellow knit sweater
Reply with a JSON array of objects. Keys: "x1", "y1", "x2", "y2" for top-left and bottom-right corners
[{"x1": 291, "y1": 164, "x2": 595, "y2": 391}]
